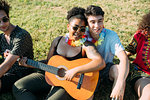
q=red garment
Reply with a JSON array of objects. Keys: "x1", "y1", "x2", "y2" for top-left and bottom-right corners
[{"x1": 133, "y1": 30, "x2": 150, "y2": 75}]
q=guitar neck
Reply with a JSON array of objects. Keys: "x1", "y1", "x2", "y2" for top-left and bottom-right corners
[{"x1": 27, "y1": 59, "x2": 59, "y2": 75}]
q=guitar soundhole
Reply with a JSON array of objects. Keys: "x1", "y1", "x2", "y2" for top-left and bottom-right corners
[{"x1": 57, "y1": 68, "x2": 66, "y2": 77}]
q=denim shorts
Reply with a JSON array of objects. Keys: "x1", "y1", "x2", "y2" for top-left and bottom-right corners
[{"x1": 95, "y1": 62, "x2": 114, "y2": 92}]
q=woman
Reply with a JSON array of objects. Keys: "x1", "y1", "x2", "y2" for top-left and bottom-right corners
[
  {"x1": 13, "y1": 7, "x2": 105, "y2": 100},
  {"x1": 126, "y1": 11, "x2": 150, "y2": 100}
]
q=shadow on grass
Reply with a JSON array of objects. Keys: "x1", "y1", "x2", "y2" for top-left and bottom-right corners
[
  {"x1": 93, "y1": 57, "x2": 138, "y2": 100},
  {"x1": 0, "y1": 91, "x2": 48, "y2": 100},
  {"x1": 0, "y1": 57, "x2": 138, "y2": 100},
  {"x1": 0, "y1": 78, "x2": 138, "y2": 100},
  {"x1": 0, "y1": 92, "x2": 15, "y2": 100},
  {"x1": 94, "y1": 79, "x2": 138, "y2": 100}
]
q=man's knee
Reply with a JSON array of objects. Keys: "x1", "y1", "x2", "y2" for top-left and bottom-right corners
[
  {"x1": 135, "y1": 78, "x2": 150, "y2": 98},
  {"x1": 140, "y1": 86, "x2": 150, "y2": 100},
  {"x1": 109, "y1": 64, "x2": 119, "y2": 80}
]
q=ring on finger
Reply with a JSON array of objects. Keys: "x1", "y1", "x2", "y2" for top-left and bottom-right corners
[{"x1": 111, "y1": 98, "x2": 115, "y2": 100}]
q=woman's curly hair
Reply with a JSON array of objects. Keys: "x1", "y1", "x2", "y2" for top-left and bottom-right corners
[
  {"x1": 67, "y1": 7, "x2": 87, "y2": 25},
  {"x1": 138, "y1": 11, "x2": 150, "y2": 32}
]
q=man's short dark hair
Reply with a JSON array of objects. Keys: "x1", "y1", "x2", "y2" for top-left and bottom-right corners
[
  {"x1": 85, "y1": 5, "x2": 105, "y2": 17},
  {"x1": 0, "y1": 0, "x2": 11, "y2": 17}
]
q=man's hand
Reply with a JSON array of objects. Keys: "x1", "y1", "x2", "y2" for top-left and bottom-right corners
[{"x1": 110, "y1": 80, "x2": 125, "y2": 100}]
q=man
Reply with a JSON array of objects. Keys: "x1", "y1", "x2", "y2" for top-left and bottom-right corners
[
  {"x1": 85, "y1": 5, "x2": 129, "y2": 100},
  {"x1": 0, "y1": 0, "x2": 34, "y2": 93}
]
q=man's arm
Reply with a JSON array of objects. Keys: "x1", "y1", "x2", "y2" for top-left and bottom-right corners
[
  {"x1": 0, "y1": 53, "x2": 19, "y2": 78},
  {"x1": 116, "y1": 50, "x2": 129, "y2": 82},
  {"x1": 110, "y1": 50, "x2": 129, "y2": 99}
]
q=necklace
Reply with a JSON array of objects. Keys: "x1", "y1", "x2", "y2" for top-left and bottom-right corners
[
  {"x1": 85, "y1": 28, "x2": 106, "y2": 46},
  {"x1": 65, "y1": 28, "x2": 106, "y2": 47},
  {"x1": 65, "y1": 34, "x2": 87, "y2": 47}
]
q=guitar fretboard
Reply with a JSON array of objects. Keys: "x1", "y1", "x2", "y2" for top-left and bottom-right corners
[{"x1": 27, "y1": 59, "x2": 59, "y2": 75}]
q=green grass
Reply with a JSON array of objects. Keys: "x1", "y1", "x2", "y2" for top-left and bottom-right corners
[
  {"x1": 6, "y1": 0, "x2": 150, "y2": 60},
  {"x1": 0, "y1": 0, "x2": 150, "y2": 99}
]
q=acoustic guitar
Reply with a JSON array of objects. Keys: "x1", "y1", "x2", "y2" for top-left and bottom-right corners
[{"x1": 26, "y1": 55, "x2": 99, "y2": 100}]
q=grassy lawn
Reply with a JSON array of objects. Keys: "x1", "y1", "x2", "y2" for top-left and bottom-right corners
[{"x1": 0, "y1": 0, "x2": 150, "y2": 99}]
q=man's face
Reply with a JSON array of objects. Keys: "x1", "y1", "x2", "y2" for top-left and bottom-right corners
[
  {"x1": 87, "y1": 15, "x2": 104, "y2": 37},
  {"x1": 0, "y1": 10, "x2": 10, "y2": 32}
]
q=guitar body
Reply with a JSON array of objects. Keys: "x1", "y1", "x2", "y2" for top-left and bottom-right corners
[{"x1": 45, "y1": 55, "x2": 99, "y2": 100}]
